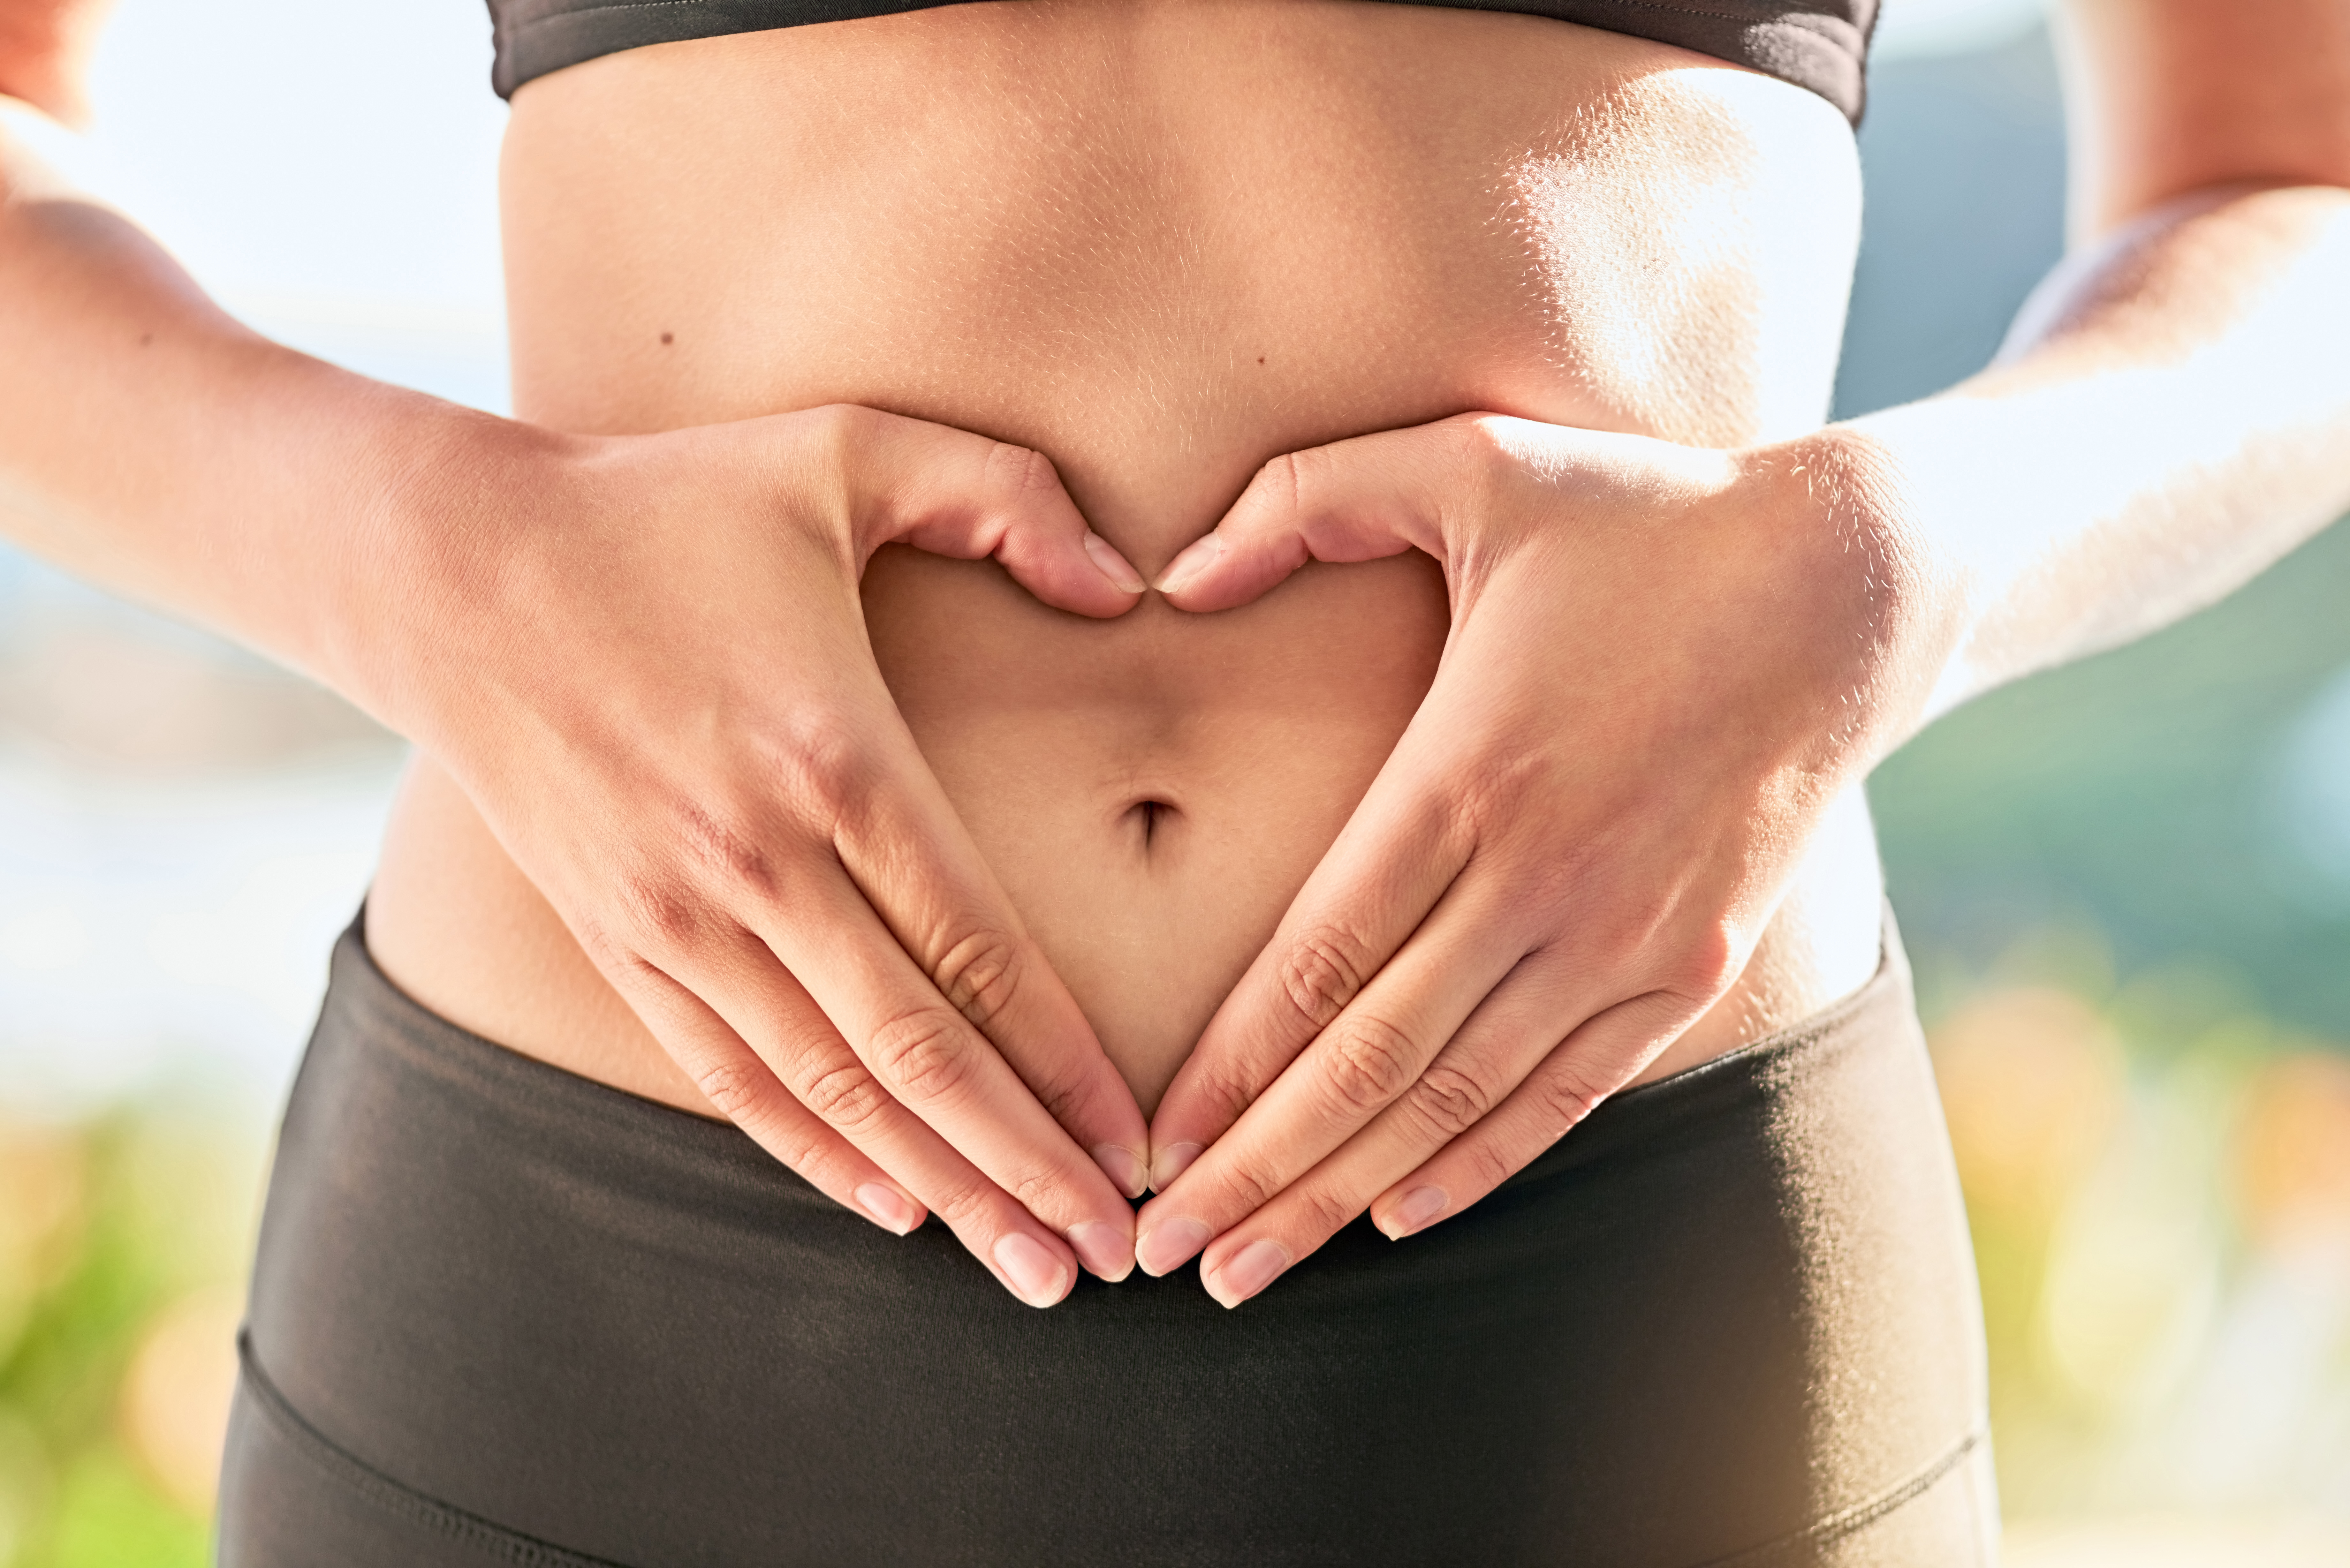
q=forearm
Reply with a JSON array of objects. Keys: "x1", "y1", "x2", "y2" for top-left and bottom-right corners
[
  {"x1": 1818, "y1": 180, "x2": 2350, "y2": 743},
  {"x1": 0, "y1": 131, "x2": 542, "y2": 716}
]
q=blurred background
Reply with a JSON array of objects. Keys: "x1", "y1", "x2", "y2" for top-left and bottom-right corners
[{"x1": 0, "y1": 0, "x2": 2346, "y2": 1562}]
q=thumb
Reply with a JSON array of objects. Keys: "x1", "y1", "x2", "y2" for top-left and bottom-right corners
[
  {"x1": 834, "y1": 405, "x2": 1147, "y2": 619},
  {"x1": 1154, "y1": 419, "x2": 1474, "y2": 613}
]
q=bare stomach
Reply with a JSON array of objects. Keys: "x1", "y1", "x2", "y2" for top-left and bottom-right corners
[{"x1": 367, "y1": 0, "x2": 1880, "y2": 1119}]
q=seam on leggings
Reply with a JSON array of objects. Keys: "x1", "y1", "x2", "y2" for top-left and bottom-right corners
[
  {"x1": 236, "y1": 1333, "x2": 636, "y2": 1568},
  {"x1": 1693, "y1": 1428, "x2": 1987, "y2": 1566}
]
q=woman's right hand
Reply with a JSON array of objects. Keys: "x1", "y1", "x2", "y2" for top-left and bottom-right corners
[{"x1": 351, "y1": 403, "x2": 1151, "y2": 1305}]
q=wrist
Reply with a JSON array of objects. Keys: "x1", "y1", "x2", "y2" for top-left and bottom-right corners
[
  {"x1": 1730, "y1": 423, "x2": 1973, "y2": 769},
  {"x1": 317, "y1": 398, "x2": 585, "y2": 745}
]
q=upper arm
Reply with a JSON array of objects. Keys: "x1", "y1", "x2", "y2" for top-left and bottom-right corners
[
  {"x1": 0, "y1": 0, "x2": 113, "y2": 123},
  {"x1": 2057, "y1": 0, "x2": 2350, "y2": 237}
]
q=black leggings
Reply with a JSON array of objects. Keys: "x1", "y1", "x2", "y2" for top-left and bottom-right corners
[{"x1": 217, "y1": 912, "x2": 1996, "y2": 1567}]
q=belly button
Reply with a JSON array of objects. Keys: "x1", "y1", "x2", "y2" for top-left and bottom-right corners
[{"x1": 1126, "y1": 799, "x2": 1179, "y2": 850}]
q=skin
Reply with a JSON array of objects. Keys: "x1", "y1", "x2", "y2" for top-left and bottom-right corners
[{"x1": 1, "y1": 0, "x2": 2347, "y2": 1327}]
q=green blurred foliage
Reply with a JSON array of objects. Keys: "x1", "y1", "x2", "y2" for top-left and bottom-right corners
[
  {"x1": 0, "y1": 1108, "x2": 261, "y2": 1567},
  {"x1": 50, "y1": 1453, "x2": 208, "y2": 1568}
]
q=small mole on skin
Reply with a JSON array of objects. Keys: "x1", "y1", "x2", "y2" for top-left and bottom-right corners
[
  {"x1": 139, "y1": 334, "x2": 153, "y2": 347},
  {"x1": 660, "y1": 332, "x2": 674, "y2": 346},
  {"x1": 1256, "y1": 356, "x2": 1265, "y2": 364}
]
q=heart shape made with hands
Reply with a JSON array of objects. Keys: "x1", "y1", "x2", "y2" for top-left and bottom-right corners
[{"x1": 929, "y1": 409, "x2": 1898, "y2": 1311}]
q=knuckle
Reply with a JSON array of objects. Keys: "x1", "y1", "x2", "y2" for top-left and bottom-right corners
[
  {"x1": 1455, "y1": 413, "x2": 1514, "y2": 464},
  {"x1": 1458, "y1": 414, "x2": 1529, "y2": 482},
  {"x1": 1450, "y1": 750, "x2": 1556, "y2": 844},
  {"x1": 1031, "y1": 1069, "x2": 1092, "y2": 1130},
  {"x1": 1295, "y1": 1183, "x2": 1359, "y2": 1240},
  {"x1": 1532, "y1": 1060, "x2": 1611, "y2": 1133},
  {"x1": 720, "y1": 1082, "x2": 841, "y2": 1178},
  {"x1": 1002, "y1": 1164, "x2": 1066, "y2": 1217},
  {"x1": 1320, "y1": 1012, "x2": 1426, "y2": 1114},
  {"x1": 782, "y1": 404, "x2": 868, "y2": 510},
  {"x1": 866, "y1": 1006, "x2": 984, "y2": 1107},
  {"x1": 931, "y1": 926, "x2": 1027, "y2": 1031},
  {"x1": 796, "y1": 1059, "x2": 895, "y2": 1136},
  {"x1": 1220, "y1": 1161, "x2": 1282, "y2": 1216},
  {"x1": 1403, "y1": 1061, "x2": 1496, "y2": 1140},
  {"x1": 1462, "y1": 1136, "x2": 1520, "y2": 1196},
  {"x1": 691, "y1": 1056, "x2": 771, "y2": 1123},
  {"x1": 1277, "y1": 926, "x2": 1374, "y2": 1034},
  {"x1": 1018, "y1": 1065, "x2": 1092, "y2": 1137},
  {"x1": 764, "y1": 710, "x2": 875, "y2": 830},
  {"x1": 670, "y1": 801, "x2": 782, "y2": 901},
  {"x1": 614, "y1": 872, "x2": 714, "y2": 951},
  {"x1": 1269, "y1": 447, "x2": 1316, "y2": 514},
  {"x1": 766, "y1": 1125, "x2": 837, "y2": 1180},
  {"x1": 1430, "y1": 417, "x2": 1499, "y2": 495},
  {"x1": 983, "y1": 439, "x2": 1061, "y2": 501},
  {"x1": 1657, "y1": 920, "x2": 1743, "y2": 1004},
  {"x1": 786, "y1": 403, "x2": 906, "y2": 539},
  {"x1": 928, "y1": 1177, "x2": 999, "y2": 1232},
  {"x1": 1196, "y1": 1068, "x2": 1259, "y2": 1132},
  {"x1": 1230, "y1": 448, "x2": 1309, "y2": 535},
  {"x1": 798, "y1": 402, "x2": 876, "y2": 465},
  {"x1": 570, "y1": 913, "x2": 634, "y2": 975},
  {"x1": 1445, "y1": 417, "x2": 1537, "y2": 534}
]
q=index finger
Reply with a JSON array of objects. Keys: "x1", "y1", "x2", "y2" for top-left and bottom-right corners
[
  {"x1": 751, "y1": 857, "x2": 1142, "y2": 1250},
  {"x1": 718, "y1": 695, "x2": 1151, "y2": 1252},
  {"x1": 1144, "y1": 727, "x2": 1475, "y2": 1190},
  {"x1": 1135, "y1": 879, "x2": 1525, "y2": 1278},
  {"x1": 823, "y1": 723, "x2": 1153, "y2": 1197}
]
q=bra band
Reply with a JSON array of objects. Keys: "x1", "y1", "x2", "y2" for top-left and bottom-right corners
[{"x1": 485, "y1": 0, "x2": 1877, "y2": 124}]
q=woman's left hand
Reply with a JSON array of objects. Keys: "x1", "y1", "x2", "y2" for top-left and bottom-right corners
[{"x1": 1133, "y1": 412, "x2": 1941, "y2": 1305}]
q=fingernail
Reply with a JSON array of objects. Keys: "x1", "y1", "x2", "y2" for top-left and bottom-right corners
[
  {"x1": 1205, "y1": 1238, "x2": 1292, "y2": 1308},
  {"x1": 1383, "y1": 1185, "x2": 1450, "y2": 1240},
  {"x1": 1092, "y1": 1143, "x2": 1149, "y2": 1200},
  {"x1": 1135, "y1": 1216, "x2": 1212, "y2": 1277},
  {"x1": 1153, "y1": 535, "x2": 1224, "y2": 596},
  {"x1": 993, "y1": 1233, "x2": 1073, "y2": 1308},
  {"x1": 1149, "y1": 1141, "x2": 1203, "y2": 1192},
  {"x1": 855, "y1": 1183, "x2": 920, "y2": 1235},
  {"x1": 1068, "y1": 1221, "x2": 1134, "y2": 1283},
  {"x1": 1082, "y1": 531, "x2": 1147, "y2": 593}
]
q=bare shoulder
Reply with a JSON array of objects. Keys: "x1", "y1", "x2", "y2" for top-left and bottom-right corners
[
  {"x1": 2059, "y1": 0, "x2": 2350, "y2": 230},
  {"x1": 0, "y1": 0, "x2": 113, "y2": 121}
]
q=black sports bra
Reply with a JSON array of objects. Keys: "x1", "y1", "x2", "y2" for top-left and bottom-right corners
[{"x1": 486, "y1": 0, "x2": 1877, "y2": 123}]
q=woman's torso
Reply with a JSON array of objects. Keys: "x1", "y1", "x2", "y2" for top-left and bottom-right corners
[{"x1": 367, "y1": 0, "x2": 1879, "y2": 1118}]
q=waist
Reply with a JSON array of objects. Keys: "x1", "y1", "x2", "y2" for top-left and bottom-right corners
[{"x1": 229, "y1": 910, "x2": 1989, "y2": 1567}]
